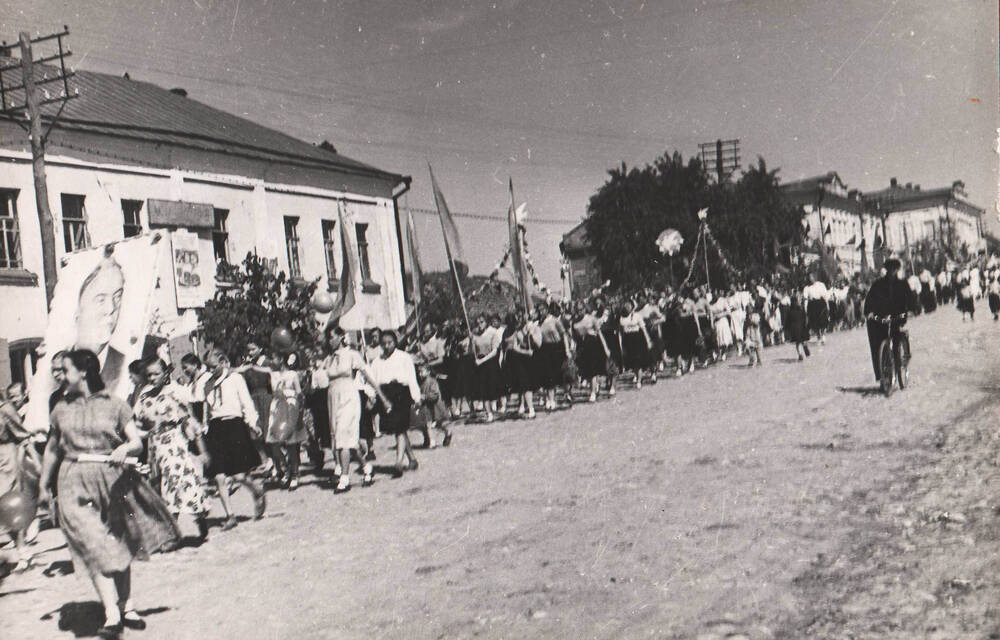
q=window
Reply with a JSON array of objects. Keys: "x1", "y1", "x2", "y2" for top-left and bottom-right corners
[
  {"x1": 284, "y1": 216, "x2": 301, "y2": 278},
  {"x1": 212, "y1": 209, "x2": 229, "y2": 263},
  {"x1": 0, "y1": 189, "x2": 21, "y2": 269},
  {"x1": 322, "y1": 219, "x2": 337, "y2": 282},
  {"x1": 61, "y1": 193, "x2": 89, "y2": 252},
  {"x1": 121, "y1": 199, "x2": 143, "y2": 238},
  {"x1": 355, "y1": 222, "x2": 372, "y2": 282}
]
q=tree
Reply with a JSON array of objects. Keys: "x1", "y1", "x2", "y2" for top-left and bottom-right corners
[
  {"x1": 199, "y1": 253, "x2": 320, "y2": 362},
  {"x1": 584, "y1": 152, "x2": 804, "y2": 290}
]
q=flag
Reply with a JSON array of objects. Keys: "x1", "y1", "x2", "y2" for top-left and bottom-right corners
[
  {"x1": 327, "y1": 203, "x2": 357, "y2": 326},
  {"x1": 823, "y1": 223, "x2": 832, "y2": 236},
  {"x1": 428, "y1": 164, "x2": 473, "y2": 337},
  {"x1": 404, "y1": 208, "x2": 422, "y2": 308},
  {"x1": 508, "y1": 178, "x2": 531, "y2": 315}
]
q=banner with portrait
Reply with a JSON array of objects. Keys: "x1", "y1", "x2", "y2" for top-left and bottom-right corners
[{"x1": 23, "y1": 233, "x2": 168, "y2": 434}]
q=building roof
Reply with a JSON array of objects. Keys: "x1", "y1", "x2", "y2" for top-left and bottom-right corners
[
  {"x1": 560, "y1": 220, "x2": 590, "y2": 253},
  {"x1": 0, "y1": 55, "x2": 406, "y2": 185},
  {"x1": 781, "y1": 172, "x2": 864, "y2": 214},
  {"x1": 861, "y1": 179, "x2": 983, "y2": 216}
]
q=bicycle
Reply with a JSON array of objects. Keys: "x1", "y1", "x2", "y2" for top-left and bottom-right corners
[{"x1": 867, "y1": 313, "x2": 910, "y2": 397}]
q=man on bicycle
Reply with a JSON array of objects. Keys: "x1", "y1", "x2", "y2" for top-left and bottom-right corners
[{"x1": 863, "y1": 258, "x2": 910, "y2": 383}]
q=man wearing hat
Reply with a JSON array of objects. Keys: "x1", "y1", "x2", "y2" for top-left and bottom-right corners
[{"x1": 862, "y1": 257, "x2": 911, "y2": 383}]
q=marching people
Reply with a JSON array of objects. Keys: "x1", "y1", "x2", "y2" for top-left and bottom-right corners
[
  {"x1": 0, "y1": 384, "x2": 32, "y2": 570},
  {"x1": 134, "y1": 358, "x2": 210, "y2": 544},
  {"x1": 503, "y1": 311, "x2": 539, "y2": 417},
  {"x1": 957, "y1": 278, "x2": 975, "y2": 321},
  {"x1": 863, "y1": 258, "x2": 910, "y2": 383},
  {"x1": 987, "y1": 276, "x2": 1000, "y2": 321},
  {"x1": 471, "y1": 314, "x2": 503, "y2": 423},
  {"x1": 202, "y1": 349, "x2": 267, "y2": 530},
  {"x1": 265, "y1": 353, "x2": 307, "y2": 490},
  {"x1": 618, "y1": 299, "x2": 653, "y2": 389},
  {"x1": 572, "y1": 301, "x2": 610, "y2": 402},
  {"x1": 784, "y1": 293, "x2": 811, "y2": 360},
  {"x1": 39, "y1": 349, "x2": 180, "y2": 638},
  {"x1": 537, "y1": 302, "x2": 569, "y2": 410}
]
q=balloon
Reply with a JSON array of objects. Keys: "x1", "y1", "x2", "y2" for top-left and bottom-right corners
[
  {"x1": 270, "y1": 327, "x2": 294, "y2": 353},
  {"x1": 656, "y1": 228, "x2": 684, "y2": 256},
  {"x1": 0, "y1": 490, "x2": 37, "y2": 532},
  {"x1": 311, "y1": 291, "x2": 335, "y2": 313}
]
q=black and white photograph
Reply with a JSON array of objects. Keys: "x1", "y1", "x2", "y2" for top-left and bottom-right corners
[{"x1": 0, "y1": 1, "x2": 998, "y2": 638}]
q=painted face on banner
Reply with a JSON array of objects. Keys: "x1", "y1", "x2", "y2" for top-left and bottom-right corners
[{"x1": 75, "y1": 260, "x2": 125, "y2": 354}]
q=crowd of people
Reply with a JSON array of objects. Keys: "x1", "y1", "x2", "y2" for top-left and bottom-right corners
[{"x1": 1, "y1": 256, "x2": 998, "y2": 637}]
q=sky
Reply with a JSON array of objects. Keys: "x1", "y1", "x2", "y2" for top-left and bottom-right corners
[{"x1": 2, "y1": 0, "x2": 997, "y2": 289}]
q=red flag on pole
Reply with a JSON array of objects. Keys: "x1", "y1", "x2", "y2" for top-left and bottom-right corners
[
  {"x1": 507, "y1": 178, "x2": 531, "y2": 316},
  {"x1": 428, "y1": 164, "x2": 473, "y2": 338},
  {"x1": 405, "y1": 207, "x2": 423, "y2": 308},
  {"x1": 326, "y1": 203, "x2": 357, "y2": 326}
]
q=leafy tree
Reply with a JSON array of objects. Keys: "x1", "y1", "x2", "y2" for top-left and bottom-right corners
[
  {"x1": 200, "y1": 253, "x2": 320, "y2": 362},
  {"x1": 583, "y1": 152, "x2": 805, "y2": 290}
]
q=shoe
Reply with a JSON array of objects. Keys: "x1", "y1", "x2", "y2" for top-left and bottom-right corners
[
  {"x1": 333, "y1": 464, "x2": 343, "y2": 477},
  {"x1": 526, "y1": 410, "x2": 536, "y2": 419},
  {"x1": 288, "y1": 478, "x2": 298, "y2": 491},
  {"x1": 408, "y1": 458, "x2": 419, "y2": 471},
  {"x1": 334, "y1": 476, "x2": 350, "y2": 493},
  {"x1": 221, "y1": 517, "x2": 238, "y2": 531},
  {"x1": 608, "y1": 386, "x2": 616, "y2": 396},
  {"x1": 362, "y1": 474, "x2": 374, "y2": 487},
  {"x1": 24, "y1": 517, "x2": 40, "y2": 543},
  {"x1": 252, "y1": 489, "x2": 267, "y2": 520},
  {"x1": 97, "y1": 621, "x2": 123, "y2": 639},
  {"x1": 122, "y1": 610, "x2": 147, "y2": 630},
  {"x1": 635, "y1": 380, "x2": 642, "y2": 390},
  {"x1": 442, "y1": 433, "x2": 453, "y2": 447},
  {"x1": 798, "y1": 353, "x2": 804, "y2": 361},
  {"x1": 588, "y1": 392, "x2": 597, "y2": 403},
  {"x1": 391, "y1": 465, "x2": 405, "y2": 479},
  {"x1": 365, "y1": 450, "x2": 376, "y2": 462},
  {"x1": 803, "y1": 345, "x2": 811, "y2": 357}
]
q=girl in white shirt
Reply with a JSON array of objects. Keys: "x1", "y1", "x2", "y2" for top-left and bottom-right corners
[{"x1": 371, "y1": 330, "x2": 422, "y2": 477}]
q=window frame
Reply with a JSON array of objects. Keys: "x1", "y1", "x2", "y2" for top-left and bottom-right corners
[
  {"x1": 354, "y1": 222, "x2": 380, "y2": 293},
  {"x1": 0, "y1": 189, "x2": 22, "y2": 269},
  {"x1": 60, "y1": 193, "x2": 90, "y2": 253},
  {"x1": 284, "y1": 215, "x2": 302, "y2": 279},
  {"x1": 212, "y1": 208, "x2": 230, "y2": 264},
  {"x1": 321, "y1": 219, "x2": 338, "y2": 285},
  {"x1": 121, "y1": 199, "x2": 144, "y2": 238}
]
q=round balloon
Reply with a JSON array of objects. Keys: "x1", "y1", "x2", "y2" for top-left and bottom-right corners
[
  {"x1": 0, "y1": 490, "x2": 36, "y2": 532},
  {"x1": 270, "y1": 327, "x2": 295, "y2": 353},
  {"x1": 311, "y1": 291, "x2": 335, "y2": 313}
]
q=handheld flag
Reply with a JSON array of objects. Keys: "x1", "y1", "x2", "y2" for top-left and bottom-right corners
[
  {"x1": 405, "y1": 208, "x2": 423, "y2": 309},
  {"x1": 508, "y1": 178, "x2": 531, "y2": 315},
  {"x1": 327, "y1": 203, "x2": 357, "y2": 326},
  {"x1": 428, "y1": 164, "x2": 473, "y2": 337}
]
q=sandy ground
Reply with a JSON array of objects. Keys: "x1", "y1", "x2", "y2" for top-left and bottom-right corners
[{"x1": 2, "y1": 307, "x2": 998, "y2": 639}]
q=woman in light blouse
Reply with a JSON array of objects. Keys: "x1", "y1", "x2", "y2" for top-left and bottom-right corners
[{"x1": 370, "y1": 330, "x2": 422, "y2": 477}]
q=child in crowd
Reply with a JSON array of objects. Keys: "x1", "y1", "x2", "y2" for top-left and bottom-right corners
[
  {"x1": 417, "y1": 363, "x2": 452, "y2": 449},
  {"x1": 744, "y1": 312, "x2": 764, "y2": 367}
]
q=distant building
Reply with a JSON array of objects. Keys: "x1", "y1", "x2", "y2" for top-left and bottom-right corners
[
  {"x1": 560, "y1": 221, "x2": 599, "y2": 300},
  {"x1": 781, "y1": 173, "x2": 985, "y2": 273},
  {"x1": 0, "y1": 59, "x2": 411, "y2": 387}
]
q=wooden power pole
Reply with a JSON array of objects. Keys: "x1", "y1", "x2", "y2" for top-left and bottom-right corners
[
  {"x1": 20, "y1": 33, "x2": 58, "y2": 306},
  {"x1": 1, "y1": 28, "x2": 76, "y2": 307}
]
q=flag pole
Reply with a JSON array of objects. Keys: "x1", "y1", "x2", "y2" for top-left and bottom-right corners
[
  {"x1": 429, "y1": 165, "x2": 474, "y2": 339},
  {"x1": 508, "y1": 177, "x2": 530, "y2": 318}
]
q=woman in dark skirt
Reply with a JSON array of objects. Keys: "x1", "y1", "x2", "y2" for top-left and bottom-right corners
[
  {"x1": 595, "y1": 297, "x2": 621, "y2": 396},
  {"x1": 988, "y1": 278, "x2": 1000, "y2": 320},
  {"x1": 40, "y1": 349, "x2": 180, "y2": 637},
  {"x1": 573, "y1": 302, "x2": 610, "y2": 402},
  {"x1": 618, "y1": 299, "x2": 652, "y2": 388},
  {"x1": 472, "y1": 315, "x2": 504, "y2": 422},
  {"x1": 537, "y1": 302, "x2": 569, "y2": 410},
  {"x1": 806, "y1": 294, "x2": 829, "y2": 343},
  {"x1": 919, "y1": 277, "x2": 938, "y2": 314},
  {"x1": 784, "y1": 293, "x2": 811, "y2": 360},
  {"x1": 678, "y1": 296, "x2": 701, "y2": 374},
  {"x1": 202, "y1": 350, "x2": 266, "y2": 530},
  {"x1": 371, "y1": 330, "x2": 422, "y2": 477},
  {"x1": 503, "y1": 312, "x2": 538, "y2": 418}
]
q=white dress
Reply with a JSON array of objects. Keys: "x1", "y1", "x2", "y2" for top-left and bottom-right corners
[
  {"x1": 712, "y1": 301, "x2": 734, "y2": 348},
  {"x1": 728, "y1": 295, "x2": 746, "y2": 342}
]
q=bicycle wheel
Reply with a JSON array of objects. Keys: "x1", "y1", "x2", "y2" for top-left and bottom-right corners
[
  {"x1": 878, "y1": 339, "x2": 894, "y2": 397},
  {"x1": 897, "y1": 334, "x2": 910, "y2": 390}
]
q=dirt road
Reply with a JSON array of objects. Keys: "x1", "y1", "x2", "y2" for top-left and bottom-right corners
[{"x1": 3, "y1": 308, "x2": 998, "y2": 639}]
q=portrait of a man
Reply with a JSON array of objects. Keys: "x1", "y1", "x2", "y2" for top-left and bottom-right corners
[{"x1": 74, "y1": 255, "x2": 126, "y2": 386}]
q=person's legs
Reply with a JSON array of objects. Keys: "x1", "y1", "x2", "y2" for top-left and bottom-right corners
[
  {"x1": 213, "y1": 474, "x2": 236, "y2": 527},
  {"x1": 866, "y1": 321, "x2": 885, "y2": 381},
  {"x1": 232, "y1": 473, "x2": 266, "y2": 519},
  {"x1": 285, "y1": 446, "x2": 299, "y2": 488},
  {"x1": 402, "y1": 432, "x2": 417, "y2": 469},
  {"x1": 89, "y1": 569, "x2": 121, "y2": 627}
]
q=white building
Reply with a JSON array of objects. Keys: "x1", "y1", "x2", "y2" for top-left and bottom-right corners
[
  {"x1": 0, "y1": 60, "x2": 411, "y2": 387},
  {"x1": 781, "y1": 172, "x2": 985, "y2": 274}
]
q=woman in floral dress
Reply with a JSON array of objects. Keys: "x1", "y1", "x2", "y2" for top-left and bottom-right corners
[
  {"x1": 134, "y1": 358, "x2": 210, "y2": 543},
  {"x1": 265, "y1": 353, "x2": 307, "y2": 490},
  {"x1": 39, "y1": 350, "x2": 179, "y2": 637}
]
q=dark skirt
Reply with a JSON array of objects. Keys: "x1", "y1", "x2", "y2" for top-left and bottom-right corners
[
  {"x1": 784, "y1": 307, "x2": 809, "y2": 344},
  {"x1": 663, "y1": 315, "x2": 684, "y2": 359},
  {"x1": 535, "y1": 341, "x2": 566, "y2": 389},
  {"x1": 988, "y1": 293, "x2": 1000, "y2": 315},
  {"x1": 678, "y1": 315, "x2": 700, "y2": 359},
  {"x1": 305, "y1": 388, "x2": 331, "y2": 450},
  {"x1": 602, "y1": 326, "x2": 623, "y2": 371},
  {"x1": 807, "y1": 299, "x2": 829, "y2": 333},
  {"x1": 475, "y1": 355, "x2": 505, "y2": 401},
  {"x1": 205, "y1": 417, "x2": 262, "y2": 477},
  {"x1": 576, "y1": 334, "x2": 607, "y2": 379},
  {"x1": 504, "y1": 350, "x2": 537, "y2": 394},
  {"x1": 359, "y1": 391, "x2": 375, "y2": 441},
  {"x1": 435, "y1": 359, "x2": 456, "y2": 403},
  {"x1": 920, "y1": 283, "x2": 938, "y2": 313},
  {"x1": 621, "y1": 331, "x2": 650, "y2": 371},
  {"x1": 379, "y1": 382, "x2": 414, "y2": 435},
  {"x1": 452, "y1": 354, "x2": 477, "y2": 400},
  {"x1": 957, "y1": 295, "x2": 975, "y2": 314},
  {"x1": 696, "y1": 316, "x2": 717, "y2": 353}
]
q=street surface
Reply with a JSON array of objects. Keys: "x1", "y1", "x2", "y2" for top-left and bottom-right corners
[{"x1": 2, "y1": 307, "x2": 998, "y2": 639}]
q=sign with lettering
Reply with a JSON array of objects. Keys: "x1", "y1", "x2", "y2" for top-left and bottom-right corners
[{"x1": 171, "y1": 230, "x2": 205, "y2": 308}]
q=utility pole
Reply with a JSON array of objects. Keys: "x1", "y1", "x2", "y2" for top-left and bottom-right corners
[
  {"x1": 0, "y1": 28, "x2": 77, "y2": 307},
  {"x1": 698, "y1": 138, "x2": 740, "y2": 184}
]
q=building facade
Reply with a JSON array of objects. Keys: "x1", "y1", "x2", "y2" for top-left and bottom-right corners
[
  {"x1": 560, "y1": 221, "x2": 599, "y2": 300},
  {"x1": 781, "y1": 172, "x2": 985, "y2": 274},
  {"x1": 0, "y1": 61, "x2": 411, "y2": 387}
]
